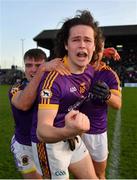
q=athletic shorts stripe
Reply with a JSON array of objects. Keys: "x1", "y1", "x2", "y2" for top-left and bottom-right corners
[
  {"x1": 32, "y1": 136, "x2": 89, "y2": 179},
  {"x1": 37, "y1": 142, "x2": 51, "y2": 178}
]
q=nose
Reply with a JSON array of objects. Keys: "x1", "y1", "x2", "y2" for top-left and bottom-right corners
[
  {"x1": 79, "y1": 40, "x2": 86, "y2": 48},
  {"x1": 31, "y1": 65, "x2": 37, "y2": 72}
]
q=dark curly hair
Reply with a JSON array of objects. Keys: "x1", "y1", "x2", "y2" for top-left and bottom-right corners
[{"x1": 54, "y1": 10, "x2": 103, "y2": 62}]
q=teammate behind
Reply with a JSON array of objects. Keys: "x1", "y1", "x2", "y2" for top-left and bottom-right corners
[
  {"x1": 81, "y1": 38, "x2": 122, "y2": 179},
  {"x1": 9, "y1": 48, "x2": 70, "y2": 179}
]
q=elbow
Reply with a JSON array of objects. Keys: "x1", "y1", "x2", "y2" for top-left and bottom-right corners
[
  {"x1": 12, "y1": 102, "x2": 31, "y2": 111},
  {"x1": 116, "y1": 99, "x2": 122, "y2": 110},
  {"x1": 113, "y1": 101, "x2": 122, "y2": 110},
  {"x1": 18, "y1": 102, "x2": 32, "y2": 111},
  {"x1": 108, "y1": 95, "x2": 122, "y2": 110},
  {"x1": 117, "y1": 103, "x2": 122, "y2": 110},
  {"x1": 36, "y1": 128, "x2": 49, "y2": 143},
  {"x1": 115, "y1": 105, "x2": 121, "y2": 110},
  {"x1": 36, "y1": 129, "x2": 45, "y2": 142},
  {"x1": 20, "y1": 105, "x2": 30, "y2": 111}
]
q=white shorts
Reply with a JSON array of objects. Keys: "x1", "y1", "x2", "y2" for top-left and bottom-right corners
[
  {"x1": 32, "y1": 135, "x2": 89, "y2": 179},
  {"x1": 11, "y1": 136, "x2": 37, "y2": 174},
  {"x1": 82, "y1": 132, "x2": 108, "y2": 162}
]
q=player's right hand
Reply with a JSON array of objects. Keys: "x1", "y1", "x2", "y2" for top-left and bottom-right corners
[{"x1": 65, "y1": 110, "x2": 90, "y2": 133}]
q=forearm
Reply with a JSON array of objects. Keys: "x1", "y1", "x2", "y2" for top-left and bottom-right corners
[
  {"x1": 107, "y1": 93, "x2": 122, "y2": 109},
  {"x1": 36, "y1": 124, "x2": 79, "y2": 143},
  {"x1": 12, "y1": 70, "x2": 44, "y2": 110},
  {"x1": 37, "y1": 109, "x2": 90, "y2": 143}
]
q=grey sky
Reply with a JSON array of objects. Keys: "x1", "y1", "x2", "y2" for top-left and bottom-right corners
[{"x1": 1, "y1": 0, "x2": 137, "y2": 68}]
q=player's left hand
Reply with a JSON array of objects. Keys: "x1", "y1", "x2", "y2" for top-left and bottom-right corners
[
  {"x1": 92, "y1": 81, "x2": 111, "y2": 102},
  {"x1": 103, "y1": 47, "x2": 121, "y2": 61}
]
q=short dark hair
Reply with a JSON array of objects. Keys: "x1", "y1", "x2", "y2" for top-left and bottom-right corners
[
  {"x1": 54, "y1": 10, "x2": 103, "y2": 61},
  {"x1": 24, "y1": 48, "x2": 47, "y2": 62}
]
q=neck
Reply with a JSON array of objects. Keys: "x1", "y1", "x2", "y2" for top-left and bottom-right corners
[
  {"x1": 64, "y1": 56, "x2": 86, "y2": 74},
  {"x1": 69, "y1": 63, "x2": 86, "y2": 74}
]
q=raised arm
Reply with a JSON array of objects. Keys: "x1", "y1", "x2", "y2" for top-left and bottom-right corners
[
  {"x1": 12, "y1": 59, "x2": 70, "y2": 111},
  {"x1": 106, "y1": 90, "x2": 121, "y2": 109},
  {"x1": 37, "y1": 109, "x2": 90, "y2": 143},
  {"x1": 11, "y1": 64, "x2": 46, "y2": 111}
]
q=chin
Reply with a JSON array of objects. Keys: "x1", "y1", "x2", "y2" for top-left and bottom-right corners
[
  {"x1": 28, "y1": 77, "x2": 32, "y2": 81},
  {"x1": 76, "y1": 64, "x2": 86, "y2": 70},
  {"x1": 79, "y1": 62, "x2": 89, "y2": 67}
]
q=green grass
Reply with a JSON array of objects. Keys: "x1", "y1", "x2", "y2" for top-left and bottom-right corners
[
  {"x1": 106, "y1": 87, "x2": 137, "y2": 179},
  {"x1": 0, "y1": 85, "x2": 137, "y2": 179},
  {"x1": 0, "y1": 85, "x2": 22, "y2": 179},
  {"x1": 119, "y1": 88, "x2": 137, "y2": 178}
]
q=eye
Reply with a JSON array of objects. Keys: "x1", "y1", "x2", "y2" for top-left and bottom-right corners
[
  {"x1": 85, "y1": 39, "x2": 92, "y2": 43},
  {"x1": 72, "y1": 38, "x2": 79, "y2": 42},
  {"x1": 25, "y1": 64, "x2": 32, "y2": 68},
  {"x1": 71, "y1": 36, "x2": 81, "y2": 42},
  {"x1": 35, "y1": 64, "x2": 41, "y2": 67}
]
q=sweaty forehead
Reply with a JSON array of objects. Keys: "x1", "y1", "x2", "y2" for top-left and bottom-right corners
[{"x1": 69, "y1": 25, "x2": 94, "y2": 38}]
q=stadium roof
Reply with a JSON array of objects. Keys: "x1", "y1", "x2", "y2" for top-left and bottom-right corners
[
  {"x1": 33, "y1": 29, "x2": 58, "y2": 50},
  {"x1": 33, "y1": 25, "x2": 137, "y2": 50},
  {"x1": 101, "y1": 24, "x2": 137, "y2": 36}
]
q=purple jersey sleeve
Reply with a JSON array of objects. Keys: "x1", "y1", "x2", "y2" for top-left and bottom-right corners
[
  {"x1": 38, "y1": 71, "x2": 62, "y2": 110},
  {"x1": 93, "y1": 66, "x2": 121, "y2": 96}
]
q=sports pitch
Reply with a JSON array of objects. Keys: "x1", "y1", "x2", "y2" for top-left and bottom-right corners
[{"x1": 0, "y1": 85, "x2": 137, "y2": 179}]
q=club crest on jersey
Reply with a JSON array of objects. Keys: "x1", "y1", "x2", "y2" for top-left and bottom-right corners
[
  {"x1": 21, "y1": 155, "x2": 29, "y2": 166},
  {"x1": 41, "y1": 89, "x2": 52, "y2": 99},
  {"x1": 79, "y1": 82, "x2": 86, "y2": 94},
  {"x1": 11, "y1": 87, "x2": 19, "y2": 94},
  {"x1": 70, "y1": 86, "x2": 77, "y2": 93}
]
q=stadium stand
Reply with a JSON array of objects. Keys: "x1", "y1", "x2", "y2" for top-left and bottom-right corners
[
  {"x1": 33, "y1": 25, "x2": 137, "y2": 85},
  {"x1": 0, "y1": 66, "x2": 24, "y2": 85}
]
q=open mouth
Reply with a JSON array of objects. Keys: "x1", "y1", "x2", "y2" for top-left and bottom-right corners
[
  {"x1": 30, "y1": 75, "x2": 34, "y2": 78},
  {"x1": 77, "y1": 52, "x2": 87, "y2": 57}
]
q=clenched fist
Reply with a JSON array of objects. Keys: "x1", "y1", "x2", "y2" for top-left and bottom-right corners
[{"x1": 65, "y1": 110, "x2": 90, "y2": 134}]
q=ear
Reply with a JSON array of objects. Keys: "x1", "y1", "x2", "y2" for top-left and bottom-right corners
[
  {"x1": 93, "y1": 45, "x2": 95, "y2": 52},
  {"x1": 65, "y1": 44, "x2": 68, "y2": 50}
]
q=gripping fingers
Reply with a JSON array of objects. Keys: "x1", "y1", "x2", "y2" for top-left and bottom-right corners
[
  {"x1": 92, "y1": 84, "x2": 108, "y2": 96},
  {"x1": 65, "y1": 110, "x2": 79, "y2": 121},
  {"x1": 80, "y1": 113, "x2": 90, "y2": 132},
  {"x1": 56, "y1": 64, "x2": 71, "y2": 75},
  {"x1": 92, "y1": 81, "x2": 110, "y2": 101}
]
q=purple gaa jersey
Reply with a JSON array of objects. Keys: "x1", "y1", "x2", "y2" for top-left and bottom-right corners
[
  {"x1": 31, "y1": 62, "x2": 94, "y2": 143},
  {"x1": 9, "y1": 79, "x2": 33, "y2": 145},
  {"x1": 81, "y1": 63, "x2": 121, "y2": 134}
]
